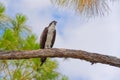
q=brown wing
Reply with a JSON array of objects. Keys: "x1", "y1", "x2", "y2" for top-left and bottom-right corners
[
  {"x1": 51, "y1": 30, "x2": 56, "y2": 48},
  {"x1": 40, "y1": 27, "x2": 48, "y2": 49}
]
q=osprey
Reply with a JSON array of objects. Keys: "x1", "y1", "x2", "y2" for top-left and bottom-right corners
[{"x1": 40, "y1": 21, "x2": 57, "y2": 66}]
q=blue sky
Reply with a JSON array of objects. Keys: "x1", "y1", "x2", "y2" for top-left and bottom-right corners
[{"x1": 1, "y1": 0, "x2": 120, "y2": 80}]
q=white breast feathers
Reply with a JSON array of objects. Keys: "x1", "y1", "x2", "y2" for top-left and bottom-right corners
[{"x1": 45, "y1": 23, "x2": 55, "y2": 48}]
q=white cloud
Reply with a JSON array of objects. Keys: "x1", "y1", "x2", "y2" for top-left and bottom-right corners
[
  {"x1": 22, "y1": 0, "x2": 51, "y2": 10},
  {"x1": 58, "y1": 59, "x2": 120, "y2": 80},
  {"x1": 0, "y1": 0, "x2": 6, "y2": 4}
]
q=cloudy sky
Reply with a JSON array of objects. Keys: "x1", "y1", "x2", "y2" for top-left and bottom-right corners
[{"x1": 1, "y1": 0, "x2": 120, "y2": 80}]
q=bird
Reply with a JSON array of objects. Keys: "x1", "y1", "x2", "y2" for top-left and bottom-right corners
[{"x1": 40, "y1": 21, "x2": 57, "y2": 66}]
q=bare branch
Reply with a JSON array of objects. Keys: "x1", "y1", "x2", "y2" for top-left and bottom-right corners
[{"x1": 0, "y1": 48, "x2": 120, "y2": 68}]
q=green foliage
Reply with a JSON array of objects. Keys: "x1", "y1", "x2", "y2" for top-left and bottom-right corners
[
  {"x1": 0, "y1": 2, "x2": 68, "y2": 80},
  {"x1": 0, "y1": 2, "x2": 11, "y2": 23},
  {"x1": 21, "y1": 35, "x2": 39, "y2": 50},
  {"x1": 0, "y1": 29, "x2": 18, "y2": 50},
  {"x1": 11, "y1": 13, "x2": 31, "y2": 37},
  {"x1": 0, "y1": 3, "x2": 5, "y2": 15}
]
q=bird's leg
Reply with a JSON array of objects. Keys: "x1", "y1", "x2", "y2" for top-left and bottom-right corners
[{"x1": 45, "y1": 45, "x2": 51, "y2": 49}]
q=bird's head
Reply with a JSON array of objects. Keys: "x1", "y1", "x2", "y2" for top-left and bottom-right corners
[{"x1": 49, "y1": 20, "x2": 57, "y2": 26}]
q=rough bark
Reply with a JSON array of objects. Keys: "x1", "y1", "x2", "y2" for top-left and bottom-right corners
[{"x1": 0, "y1": 48, "x2": 120, "y2": 68}]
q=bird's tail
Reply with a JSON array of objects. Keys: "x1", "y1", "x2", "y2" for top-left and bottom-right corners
[
  {"x1": 40, "y1": 62, "x2": 44, "y2": 66},
  {"x1": 40, "y1": 57, "x2": 47, "y2": 66}
]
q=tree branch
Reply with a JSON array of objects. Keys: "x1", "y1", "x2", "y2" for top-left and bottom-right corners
[{"x1": 0, "y1": 48, "x2": 120, "y2": 68}]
